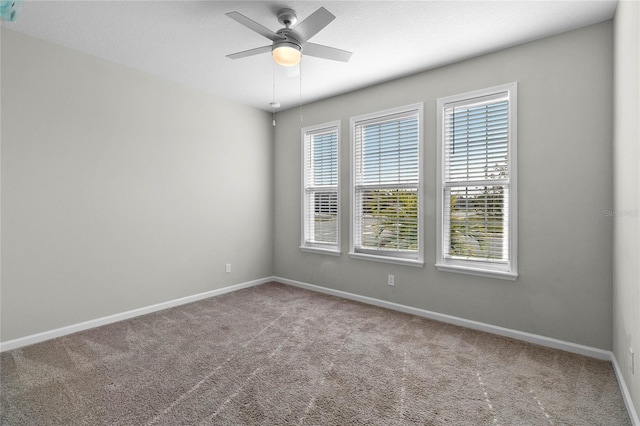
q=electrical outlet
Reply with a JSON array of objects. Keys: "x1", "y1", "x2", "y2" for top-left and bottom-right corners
[
  {"x1": 387, "y1": 274, "x2": 395, "y2": 286},
  {"x1": 225, "y1": 263, "x2": 231, "y2": 274},
  {"x1": 631, "y1": 348, "x2": 635, "y2": 375}
]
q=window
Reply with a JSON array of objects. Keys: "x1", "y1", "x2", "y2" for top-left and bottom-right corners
[
  {"x1": 350, "y1": 103, "x2": 424, "y2": 266},
  {"x1": 436, "y1": 83, "x2": 518, "y2": 280},
  {"x1": 301, "y1": 121, "x2": 340, "y2": 254}
]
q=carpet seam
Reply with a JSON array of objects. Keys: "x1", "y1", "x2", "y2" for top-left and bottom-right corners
[{"x1": 145, "y1": 309, "x2": 289, "y2": 425}]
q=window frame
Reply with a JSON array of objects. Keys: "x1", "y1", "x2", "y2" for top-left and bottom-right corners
[
  {"x1": 436, "y1": 82, "x2": 518, "y2": 280},
  {"x1": 300, "y1": 120, "x2": 341, "y2": 255},
  {"x1": 349, "y1": 103, "x2": 424, "y2": 267}
]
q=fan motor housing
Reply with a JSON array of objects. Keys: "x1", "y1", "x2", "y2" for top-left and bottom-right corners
[{"x1": 275, "y1": 28, "x2": 302, "y2": 48}]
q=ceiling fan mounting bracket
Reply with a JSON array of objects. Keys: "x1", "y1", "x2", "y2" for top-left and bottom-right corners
[{"x1": 276, "y1": 8, "x2": 297, "y2": 28}]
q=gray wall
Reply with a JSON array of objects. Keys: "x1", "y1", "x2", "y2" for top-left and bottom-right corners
[
  {"x1": 274, "y1": 22, "x2": 614, "y2": 350},
  {"x1": 0, "y1": 19, "x2": 622, "y2": 358},
  {"x1": 1, "y1": 29, "x2": 274, "y2": 342},
  {"x1": 613, "y1": 0, "x2": 640, "y2": 414}
]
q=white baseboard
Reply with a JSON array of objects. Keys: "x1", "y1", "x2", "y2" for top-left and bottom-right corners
[
  {"x1": 275, "y1": 276, "x2": 611, "y2": 359},
  {"x1": 612, "y1": 353, "x2": 640, "y2": 426},
  {"x1": 0, "y1": 277, "x2": 270, "y2": 352},
  {"x1": 274, "y1": 276, "x2": 639, "y2": 425}
]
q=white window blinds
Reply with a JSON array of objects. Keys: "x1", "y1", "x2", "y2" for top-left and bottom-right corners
[
  {"x1": 352, "y1": 104, "x2": 423, "y2": 263},
  {"x1": 437, "y1": 83, "x2": 517, "y2": 279},
  {"x1": 302, "y1": 122, "x2": 340, "y2": 252}
]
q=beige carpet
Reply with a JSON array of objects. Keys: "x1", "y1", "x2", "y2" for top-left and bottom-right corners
[{"x1": 1, "y1": 282, "x2": 631, "y2": 425}]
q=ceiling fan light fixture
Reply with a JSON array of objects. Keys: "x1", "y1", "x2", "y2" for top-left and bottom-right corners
[{"x1": 272, "y1": 42, "x2": 301, "y2": 66}]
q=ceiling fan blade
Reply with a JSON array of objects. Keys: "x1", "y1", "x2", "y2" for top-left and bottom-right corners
[
  {"x1": 226, "y1": 11, "x2": 283, "y2": 42},
  {"x1": 303, "y1": 42, "x2": 352, "y2": 62},
  {"x1": 226, "y1": 45, "x2": 272, "y2": 60},
  {"x1": 290, "y1": 7, "x2": 335, "y2": 43}
]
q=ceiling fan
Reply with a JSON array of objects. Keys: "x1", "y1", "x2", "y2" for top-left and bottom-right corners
[{"x1": 225, "y1": 7, "x2": 352, "y2": 67}]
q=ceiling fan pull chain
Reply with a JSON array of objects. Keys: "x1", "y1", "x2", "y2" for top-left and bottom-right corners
[
  {"x1": 299, "y1": 58, "x2": 303, "y2": 123},
  {"x1": 272, "y1": 61, "x2": 278, "y2": 126}
]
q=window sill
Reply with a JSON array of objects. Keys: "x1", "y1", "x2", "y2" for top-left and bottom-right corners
[
  {"x1": 435, "y1": 263, "x2": 518, "y2": 281},
  {"x1": 349, "y1": 252, "x2": 424, "y2": 267},
  {"x1": 300, "y1": 246, "x2": 342, "y2": 256}
]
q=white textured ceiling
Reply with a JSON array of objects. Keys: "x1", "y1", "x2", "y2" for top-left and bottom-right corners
[{"x1": 2, "y1": 1, "x2": 618, "y2": 111}]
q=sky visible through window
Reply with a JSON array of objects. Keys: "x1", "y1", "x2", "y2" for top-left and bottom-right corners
[
  {"x1": 313, "y1": 132, "x2": 338, "y2": 186},
  {"x1": 361, "y1": 117, "x2": 419, "y2": 185},
  {"x1": 448, "y1": 100, "x2": 508, "y2": 181}
]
